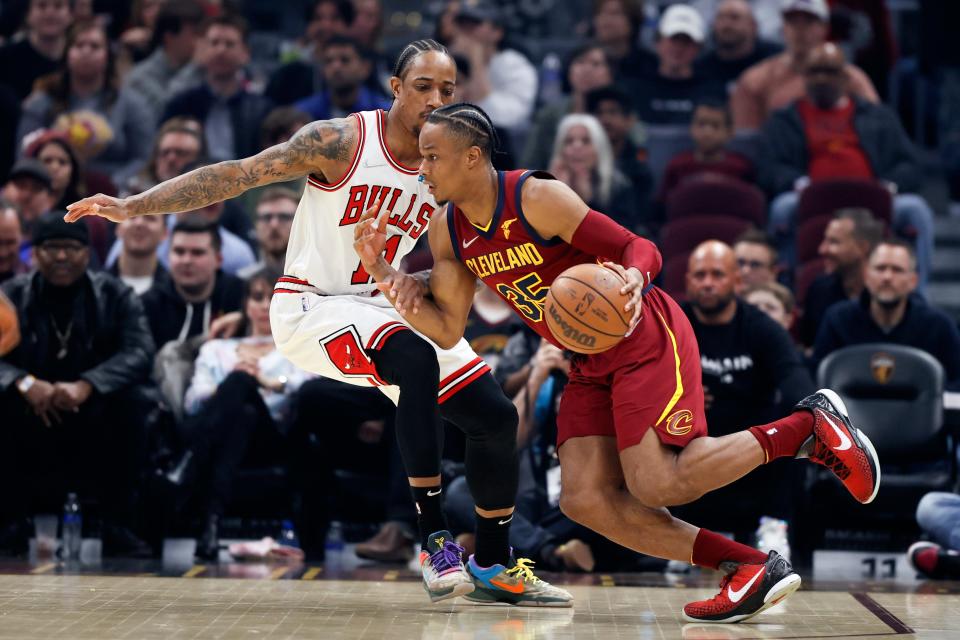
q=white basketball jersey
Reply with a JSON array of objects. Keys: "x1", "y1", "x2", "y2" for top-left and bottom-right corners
[{"x1": 282, "y1": 109, "x2": 438, "y2": 296}]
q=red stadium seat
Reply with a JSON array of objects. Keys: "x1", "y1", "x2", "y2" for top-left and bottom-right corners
[
  {"x1": 795, "y1": 215, "x2": 831, "y2": 264},
  {"x1": 660, "y1": 215, "x2": 753, "y2": 261},
  {"x1": 794, "y1": 258, "x2": 826, "y2": 306},
  {"x1": 661, "y1": 252, "x2": 690, "y2": 300},
  {"x1": 796, "y1": 178, "x2": 892, "y2": 225},
  {"x1": 665, "y1": 174, "x2": 766, "y2": 227}
]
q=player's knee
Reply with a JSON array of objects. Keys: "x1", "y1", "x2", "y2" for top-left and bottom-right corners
[
  {"x1": 559, "y1": 489, "x2": 601, "y2": 528},
  {"x1": 373, "y1": 330, "x2": 440, "y2": 386}
]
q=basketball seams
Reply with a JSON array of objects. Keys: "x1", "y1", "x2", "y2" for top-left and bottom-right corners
[{"x1": 554, "y1": 275, "x2": 631, "y2": 334}]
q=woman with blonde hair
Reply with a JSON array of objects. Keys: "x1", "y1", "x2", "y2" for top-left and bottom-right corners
[{"x1": 548, "y1": 113, "x2": 641, "y2": 231}]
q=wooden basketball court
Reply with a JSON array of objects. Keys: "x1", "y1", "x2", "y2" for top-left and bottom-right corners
[{"x1": 0, "y1": 567, "x2": 953, "y2": 639}]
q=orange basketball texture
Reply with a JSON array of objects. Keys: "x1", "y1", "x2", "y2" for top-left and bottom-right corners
[{"x1": 544, "y1": 263, "x2": 632, "y2": 354}]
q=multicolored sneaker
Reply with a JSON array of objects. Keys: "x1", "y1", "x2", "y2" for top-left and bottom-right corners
[
  {"x1": 682, "y1": 551, "x2": 800, "y2": 624},
  {"x1": 794, "y1": 388, "x2": 881, "y2": 504},
  {"x1": 908, "y1": 541, "x2": 960, "y2": 579},
  {"x1": 464, "y1": 555, "x2": 573, "y2": 607},
  {"x1": 419, "y1": 530, "x2": 474, "y2": 603}
]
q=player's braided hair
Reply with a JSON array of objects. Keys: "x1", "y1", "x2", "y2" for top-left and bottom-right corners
[
  {"x1": 393, "y1": 39, "x2": 449, "y2": 79},
  {"x1": 426, "y1": 103, "x2": 500, "y2": 159}
]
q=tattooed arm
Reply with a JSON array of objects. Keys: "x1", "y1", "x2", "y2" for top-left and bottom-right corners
[{"x1": 64, "y1": 118, "x2": 356, "y2": 223}]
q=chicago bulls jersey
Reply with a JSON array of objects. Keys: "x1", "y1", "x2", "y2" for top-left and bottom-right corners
[
  {"x1": 283, "y1": 109, "x2": 437, "y2": 295},
  {"x1": 448, "y1": 170, "x2": 601, "y2": 348}
]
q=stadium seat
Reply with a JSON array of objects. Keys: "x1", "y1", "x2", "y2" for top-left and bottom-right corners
[
  {"x1": 644, "y1": 125, "x2": 693, "y2": 190},
  {"x1": 661, "y1": 252, "x2": 690, "y2": 300},
  {"x1": 665, "y1": 174, "x2": 766, "y2": 226},
  {"x1": 793, "y1": 257, "x2": 825, "y2": 306},
  {"x1": 659, "y1": 215, "x2": 753, "y2": 260},
  {"x1": 796, "y1": 178, "x2": 893, "y2": 226},
  {"x1": 796, "y1": 215, "x2": 832, "y2": 264},
  {"x1": 797, "y1": 344, "x2": 953, "y2": 555}
]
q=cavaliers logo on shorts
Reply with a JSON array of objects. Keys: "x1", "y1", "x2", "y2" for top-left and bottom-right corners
[{"x1": 664, "y1": 409, "x2": 695, "y2": 436}]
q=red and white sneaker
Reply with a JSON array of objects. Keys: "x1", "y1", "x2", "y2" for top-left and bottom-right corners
[
  {"x1": 683, "y1": 551, "x2": 801, "y2": 624},
  {"x1": 794, "y1": 388, "x2": 881, "y2": 504}
]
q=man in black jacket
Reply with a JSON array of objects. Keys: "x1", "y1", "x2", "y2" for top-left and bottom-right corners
[
  {"x1": 760, "y1": 43, "x2": 934, "y2": 288},
  {"x1": 141, "y1": 217, "x2": 244, "y2": 349},
  {"x1": 811, "y1": 240, "x2": 960, "y2": 390},
  {"x1": 678, "y1": 241, "x2": 814, "y2": 552},
  {"x1": 0, "y1": 213, "x2": 155, "y2": 556}
]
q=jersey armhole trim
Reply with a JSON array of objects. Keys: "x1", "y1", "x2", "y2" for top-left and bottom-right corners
[
  {"x1": 515, "y1": 170, "x2": 564, "y2": 247},
  {"x1": 377, "y1": 109, "x2": 420, "y2": 175},
  {"x1": 446, "y1": 202, "x2": 463, "y2": 262},
  {"x1": 307, "y1": 112, "x2": 365, "y2": 191}
]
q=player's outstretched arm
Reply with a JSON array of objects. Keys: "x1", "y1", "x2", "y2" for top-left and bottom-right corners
[
  {"x1": 354, "y1": 207, "x2": 474, "y2": 349},
  {"x1": 65, "y1": 118, "x2": 357, "y2": 224}
]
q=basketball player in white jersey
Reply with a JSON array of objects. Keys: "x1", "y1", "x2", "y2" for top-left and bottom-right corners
[{"x1": 65, "y1": 40, "x2": 571, "y2": 607}]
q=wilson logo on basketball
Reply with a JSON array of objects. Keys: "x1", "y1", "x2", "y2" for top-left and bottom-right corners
[
  {"x1": 548, "y1": 303, "x2": 597, "y2": 348},
  {"x1": 575, "y1": 292, "x2": 595, "y2": 316},
  {"x1": 664, "y1": 409, "x2": 694, "y2": 435}
]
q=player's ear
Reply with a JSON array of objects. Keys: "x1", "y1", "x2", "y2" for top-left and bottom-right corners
[
  {"x1": 465, "y1": 145, "x2": 482, "y2": 168},
  {"x1": 389, "y1": 76, "x2": 401, "y2": 100}
]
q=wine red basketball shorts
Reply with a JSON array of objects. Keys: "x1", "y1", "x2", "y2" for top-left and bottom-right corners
[{"x1": 557, "y1": 286, "x2": 708, "y2": 452}]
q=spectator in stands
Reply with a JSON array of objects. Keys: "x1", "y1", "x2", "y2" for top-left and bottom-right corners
[
  {"x1": 110, "y1": 215, "x2": 170, "y2": 295},
  {"x1": 348, "y1": 0, "x2": 391, "y2": 92},
  {"x1": 658, "y1": 98, "x2": 754, "y2": 204},
  {"x1": 2, "y1": 158, "x2": 55, "y2": 244},
  {"x1": 182, "y1": 268, "x2": 311, "y2": 560},
  {"x1": 590, "y1": 0, "x2": 655, "y2": 82},
  {"x1": 0, "y1": 204, "x2": 27, "y2": 284},
  {"x1": 18, "y1": 19, "x2": 154, "y2": 186},
  {"x1": 158, "y1": 199, "x2": 256, "y2": 276},
  {"x1": 733, "y1": 229, "x2": 780, "y2": 291},
  {"x1": 260, "y1": 107, "x2": 311, "y2": 150},
  {"x1": 125, "y1": 117, "x2": 205, "y2": 196},
  {"x1": 811, "y1": 240, "x2": 960, "y2": 389},
  {"x1": 163, "y1": 15, "x2": 273, "y2": 161},
  {"x1": 238, "y1": 188, "x2": 297, "y2": 279},
  {"x1": 448, "y1": 0, "x2": 537, "y2": 131},
  {"x1": 447, "y1": 54, "x2": 515, "y2": 170},
  {"x1": 123, "y1": 0, "x2": 206, "y2": 125},
  {"x1": 798, "y1": 208, "x2": 883, "y2": 349},
  {"x1": 678, "y1": 240, "x2": 813, "y2": 549},
  {"x1": 24, "y1": 131, "x2": 85, "y2": 212},
  {"x1": 760, "y1": 43, "x2": 935, "y2": 289},
  {"x1": 0, "y1": 289, "x2": 17, "y2": 356},
  {"x1": 732, "y1": 0, "x2": 878, "y2": 131},
  {"x1": 293, "y1": 35, "x2": 390, "y2": 121},
  {"x1": 694, "y1": 0, "x2": 782, "y2": 94},
  {"x1": 549, "y1": 114, "x2": 640, "y2": 231},
  {"x1": 624, "y1": 4, "x2": 725, "y2": 126},
  {"x1": 910, "y1": 492, "x2": 960, "y2": 580},
  {"x1": 585, "y1": 86, "x2": 653, "y2": 223},
  {"x1": 0, "y1": 212, "x2": 155, "y2": 557},
  {"x1": 744, "y1": 281, "x2": 795, "y2": 333},
  {"x1": 266, "y1": 0, "x2": 354, "y2": 106},
  {"x1": 141, "y1": 216, "x2": 244, "y2": 349},
  {"x1": 522, "y1": 43, "x2": 613, "y2": 169},
  {"x1": 0, "y1": 0, "x2": 72, "y2": 101}
]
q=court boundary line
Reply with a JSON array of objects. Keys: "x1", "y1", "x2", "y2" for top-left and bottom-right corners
[{"x1": 851, "y1": 592, "x2": 914, "y2": 634}]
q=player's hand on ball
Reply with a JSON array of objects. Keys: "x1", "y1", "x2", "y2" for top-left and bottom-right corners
[
  {"x1": 602, "y1": 262, "x2": 644, "y2": 336},
  {"x1": 377, "y1": 273, "x2": 424, "y2": 316},
  {"x1": 65, "y1": 194, "x2": 130, "y2": 223}
]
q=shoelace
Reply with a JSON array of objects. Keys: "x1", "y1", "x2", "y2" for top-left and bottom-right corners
[
  {"x1": 429, "y1": 540, "x2": 465, "y2": 573},
  {"x1": 505, "y1": 557, "x2": 544, "y2": 585},
  {"x1": 812, "y1": 441, "x2": 852, "y2": 480}
]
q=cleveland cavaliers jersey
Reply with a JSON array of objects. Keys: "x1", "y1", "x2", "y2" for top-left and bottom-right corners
[
  {"x1": 448, "y1": 170, "x2": 601, "y2": 348},
  {"x1": 282, "y1": 109, "x2": 438, "y2": 296}
]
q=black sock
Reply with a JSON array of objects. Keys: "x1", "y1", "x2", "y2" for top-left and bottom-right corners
[
  {"x1": 411, "y1": 485, "x2": 448, "y2": 549},
  {"x1": 474, "y1": 511, "x2": 512, "y2": 567}
]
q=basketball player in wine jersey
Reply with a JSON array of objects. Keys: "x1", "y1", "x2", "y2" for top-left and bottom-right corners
[
  {"x1": 64, "y1": 42, "x2": 571, "y2": 607},
  {"x1": 354, "y1": 103, "x2": 882, "y2": 623}
]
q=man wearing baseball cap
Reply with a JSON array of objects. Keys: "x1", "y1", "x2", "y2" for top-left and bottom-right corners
[
  {"x1": 625, "y1": 4, "x2": 725, "y2": 125},
  {"x1": 732, "y1": 0, "x2": 879, "y2": 131}
]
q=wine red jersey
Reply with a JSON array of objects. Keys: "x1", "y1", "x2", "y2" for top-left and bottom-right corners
[{"x1": 447, "y1": 170, "x2": 606, "y2": 348}]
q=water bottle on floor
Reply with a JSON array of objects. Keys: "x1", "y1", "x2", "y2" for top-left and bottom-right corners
[
  {"x1": 62, "y1": 493, "x2": 82, "y2": 561},
  {"x1": 325, "y1": 521, "x2": 345, "y2": 570}
]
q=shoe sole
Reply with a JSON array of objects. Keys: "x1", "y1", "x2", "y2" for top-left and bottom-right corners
[
  {"x1": 462, "y1": 594, "x2": 574, "y2": 607},
  {"x1": 681, "y1": 573, "x2": 802, "y2": 624},
  {"x1": 906, "y1": 540, "x2": 941, "y2": 577},
  {"x1": 818, "y1": 388, "x2": 882, "y2": 504},
  {"x1": 427, "y1": 581, "x2": 475, "y2": 604}
]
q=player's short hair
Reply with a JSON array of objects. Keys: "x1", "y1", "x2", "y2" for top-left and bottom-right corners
[
  {"x1": 869, "y1": 238, "x2": 917, "y2": 270},
  {"x1": 426, "y1": 102, "x2": 499, "y2": 158},
  {"x1": 171, "y1": 215, "x2": 221, "y2": 253},
  {"x1": 393, "y1": 39, "x2": 450, "y2": 79}
]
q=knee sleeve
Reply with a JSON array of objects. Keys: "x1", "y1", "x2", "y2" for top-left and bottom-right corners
[
  {"x1": 440, "y1": 373, "x2": 519, "y2": 510},
  {"x1": 369, "y1": 330, "x2": 443, "y2": 478}
]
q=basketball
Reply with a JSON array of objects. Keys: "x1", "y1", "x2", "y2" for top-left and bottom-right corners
[{"x1": 544, "y1": 263, "x2": 632, "y2": 354}]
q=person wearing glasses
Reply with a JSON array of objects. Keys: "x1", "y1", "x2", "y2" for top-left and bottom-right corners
[
  {"x1": 238, "y1": 188, "x2": 298, "y2": 280},
  {"x1": 0, "y1": 211, "x2": 155, "y2": 557}
]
